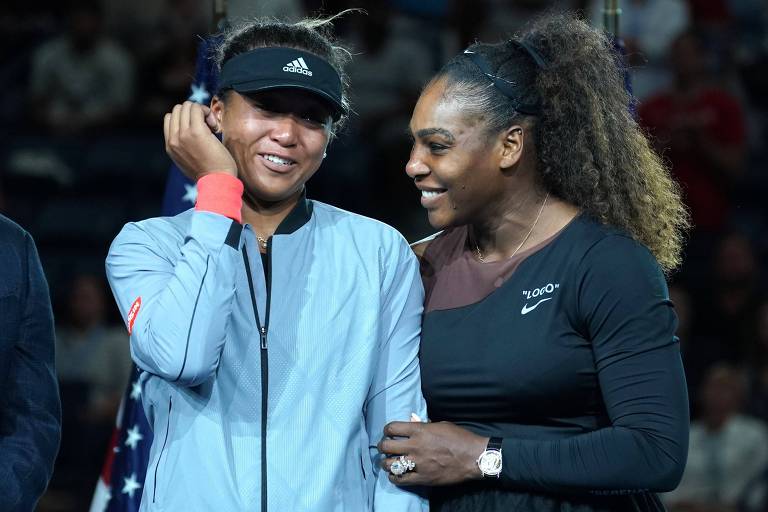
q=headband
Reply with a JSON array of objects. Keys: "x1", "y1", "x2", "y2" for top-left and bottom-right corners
[
  {"x1": 219, "y1": 47, "x2": 344, "y2": 121},
  {"x1": 463, "y1": 40, "x2": 547, "y2": 115}
]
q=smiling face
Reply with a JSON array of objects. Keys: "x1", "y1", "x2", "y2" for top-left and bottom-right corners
[
  {"x1": 406, "y1": 79, "x2": 526, "y2": 230},
  {"x1": 211, "y1": 89, "x2": 332, "y2": 204}
]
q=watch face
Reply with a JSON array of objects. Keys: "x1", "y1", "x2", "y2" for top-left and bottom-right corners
[{"x1": 478, "y1": 450, "x2": 502, "y2": 476}]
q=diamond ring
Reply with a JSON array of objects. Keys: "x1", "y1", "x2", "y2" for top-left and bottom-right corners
[
  {"x1": 390, "y1": 455, "x2": 416, "y2": 476},
  {"x1": 400, "y1": 455, "x2": 416, "y2": 471}
]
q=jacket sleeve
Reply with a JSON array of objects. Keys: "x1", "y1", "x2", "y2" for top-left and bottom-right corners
[
  {"x1": 498, "y1": 235, "x2": 689, "y2": 494},
  {"x1": 0, "y1": 232, "x2": 61, "y2": 511},
  {"x1": 105, "y1": 211, "x2": 243, "y2": 386},
  {"x1": 365, "y1": 238, "x2": 429, "y2": 511}
]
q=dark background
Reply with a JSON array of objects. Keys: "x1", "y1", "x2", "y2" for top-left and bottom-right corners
[{"x1": 1, "y1": 0, "x2": 767, "y2": 510}]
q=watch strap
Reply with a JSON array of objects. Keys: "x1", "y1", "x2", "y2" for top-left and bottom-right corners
[{"x1": 487, "y1": 436, "x2": 503, "y2": 451}]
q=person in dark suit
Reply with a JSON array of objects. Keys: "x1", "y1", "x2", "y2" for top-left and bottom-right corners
[{"x1": 0, "y1": 214, "x2": 61, "y2": 511}]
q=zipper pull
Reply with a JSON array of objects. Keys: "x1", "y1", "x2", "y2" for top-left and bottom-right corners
[{"x1": 260, "y1": 326, "x2": 268, "y2": 349}]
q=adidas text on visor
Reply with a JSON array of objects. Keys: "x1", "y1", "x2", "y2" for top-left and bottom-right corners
[{"x1": 218, "y1": 47, "x2": 344, "y2": 121}]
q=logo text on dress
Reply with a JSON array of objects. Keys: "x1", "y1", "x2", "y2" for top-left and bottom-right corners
[{"x1": 521, "y1": 283, "x2": 559, "y2": 315}]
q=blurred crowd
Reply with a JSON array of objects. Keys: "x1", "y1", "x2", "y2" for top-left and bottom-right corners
[{"x1": 0, "y1": 0, "x2": 767, "y2": 510}]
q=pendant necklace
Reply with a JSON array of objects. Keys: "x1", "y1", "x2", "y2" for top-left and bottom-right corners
[{"x1": 473, "y1": 192, "x2": 549, "y2": 263}]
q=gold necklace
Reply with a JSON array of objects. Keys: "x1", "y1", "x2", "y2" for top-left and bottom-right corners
[
  {"x1": 256, "y1": 235, "x2": 269, "y2": 250},
  {"x1": 473, "y1": 192, "x2": 549, "y2": 263}
]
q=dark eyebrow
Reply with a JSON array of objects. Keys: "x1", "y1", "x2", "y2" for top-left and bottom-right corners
[{"x1": 415, "y1": 127, "x2": 455, "y2": 144}]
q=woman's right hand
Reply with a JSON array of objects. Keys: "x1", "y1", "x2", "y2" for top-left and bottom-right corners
[{"x1": 163, "y1": 101, "x2": 238, "y2": 181}]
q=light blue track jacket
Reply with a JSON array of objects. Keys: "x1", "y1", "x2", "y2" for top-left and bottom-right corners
[{"x1": 106, "y1": 195, "x2": 428, "y2": 512}]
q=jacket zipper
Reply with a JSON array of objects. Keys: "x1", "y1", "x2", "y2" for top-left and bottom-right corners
[
  {"x1": 153, "y1": 396, "x2": 172, "y2": 503},
  {"x1": 242, "y1": 240, "x2": 272, "y2": 512}
]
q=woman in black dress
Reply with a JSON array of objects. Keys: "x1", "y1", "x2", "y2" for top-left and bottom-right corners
[{"x1": 379, "y1": 13, "x2": 691, "y2": 512}]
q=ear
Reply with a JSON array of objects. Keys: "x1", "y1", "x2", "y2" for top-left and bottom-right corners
[
  {"x1": 499, "y1": 125, "x2": 524, "y2": 170},
  {"x1": 210, "y1": 95, "x2": 225, "y2": 132}
]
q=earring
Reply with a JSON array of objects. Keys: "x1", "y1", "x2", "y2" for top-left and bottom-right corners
[{"x1": 323, "y1": 152, "x2": 327, "y2": 159}]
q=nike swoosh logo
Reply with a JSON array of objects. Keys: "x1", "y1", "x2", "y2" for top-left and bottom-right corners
[{"x1": 521, "y1": 297, "x2": 553, "y2": 315}]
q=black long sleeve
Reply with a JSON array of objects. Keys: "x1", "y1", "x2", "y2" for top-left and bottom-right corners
[
  {"x1": 499, "y1": 236, "x2": 689, "y2": 493},
  {"x1": 420, "y1": 217, "x2": 690, "y2": 511}
]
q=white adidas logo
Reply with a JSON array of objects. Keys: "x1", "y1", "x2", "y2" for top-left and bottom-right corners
[{"x1": 283, "y1": 57, "x2": 313, "y2": 76}]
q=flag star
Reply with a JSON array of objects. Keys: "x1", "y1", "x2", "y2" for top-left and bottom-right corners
[
  {"x1": 122, "y1": 473, "x2": 142, "y2": 498},
  {"x1": 124, "y1": 425, "x2": 144, "y2": 450},
  {"x1": 130, "y1": 381, "x2": 142, "y2": 400},
  {"x1": 189, "y1": 83, "x2": 210, "y2": 104},
  {"x1": 183, "y1": 183, "x2": 198, "y2": 204}
]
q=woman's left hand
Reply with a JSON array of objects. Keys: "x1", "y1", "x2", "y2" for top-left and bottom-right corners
[{"x1": 378, "y1": 421, "x2": 489, "y2": 486}]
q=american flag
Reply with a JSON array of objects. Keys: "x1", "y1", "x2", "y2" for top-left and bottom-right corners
[{"x1": 90, "y1": 35, "x2": 220, "y2": 512}]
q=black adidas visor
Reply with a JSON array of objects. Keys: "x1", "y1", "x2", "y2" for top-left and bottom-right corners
[{"x1": 218, "y1": 47, "x2": 344, "y2": 121}]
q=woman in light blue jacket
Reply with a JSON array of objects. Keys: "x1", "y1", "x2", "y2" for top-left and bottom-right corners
[{"x1": 106, "y1": 14, "x2": 427, "y2": 512}]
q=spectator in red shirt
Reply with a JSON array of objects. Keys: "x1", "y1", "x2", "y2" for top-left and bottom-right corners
[{"x1": 639, "y1": 30, "x2": 746, "y2": 232}]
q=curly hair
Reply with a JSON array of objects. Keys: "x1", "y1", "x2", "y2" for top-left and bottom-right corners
[
  {"x1": 432, "y1": 13, "x2": 689, "y2": 273},
  {"x1": 212, "y1": 12, "x2": 355, "y2": 135}
]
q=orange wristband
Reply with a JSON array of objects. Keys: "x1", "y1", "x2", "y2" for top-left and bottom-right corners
[{"x1": 195, "y1": 173, "x2": 243, "y2": 223}]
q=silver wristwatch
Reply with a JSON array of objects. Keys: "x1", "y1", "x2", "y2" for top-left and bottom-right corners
[{"x1": 476, "y1": 437, "x2": 503, "y2": 478}]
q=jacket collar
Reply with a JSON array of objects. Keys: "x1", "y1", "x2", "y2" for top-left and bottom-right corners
[{"x1": 274, "y1": 188, "x2": 313, "y2": 235}]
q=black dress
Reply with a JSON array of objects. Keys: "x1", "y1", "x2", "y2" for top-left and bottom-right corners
[{"x1": 418, "y1": 215, "x2": 689, "y2": 511}]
